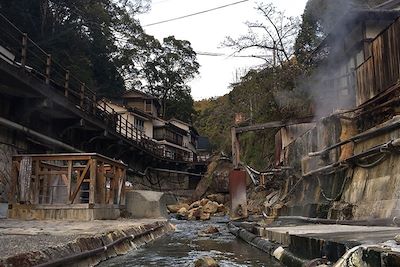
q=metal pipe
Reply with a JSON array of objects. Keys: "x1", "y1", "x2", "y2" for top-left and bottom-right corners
[
  {"x1": 272, "y1": 216, "x2": 400, "y2": 227},
  {"x1": 303, "y1": 137, "x2": 400, "y2": 177},
  {"x1": 308, "y1": 118, "x2": 400, "y2": 157},
  {"x1": 35, "y1": 225, "x2": 164, "y2": 267},
  {"x1": 0, "y1": 117, "x2": 82, "y2": 153},
  {"x1": 149, "y1": 167, "x2": 203, "y2": 177}
]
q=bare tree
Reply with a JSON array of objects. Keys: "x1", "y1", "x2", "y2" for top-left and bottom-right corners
[{"x1": 223, "y1": 2, "x2": 300, "y2": 66}]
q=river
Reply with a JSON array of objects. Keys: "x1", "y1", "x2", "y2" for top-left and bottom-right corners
[{"x1": 100, "y1": 218, "x2": 283, "y2": 267}]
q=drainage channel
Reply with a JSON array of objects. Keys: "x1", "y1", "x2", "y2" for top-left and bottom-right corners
[{"x1": 99, "y1": 218, "x2": 283, "y2": 267}]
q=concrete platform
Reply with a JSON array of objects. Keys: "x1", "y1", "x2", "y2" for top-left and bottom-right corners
[
  {"x1": 0, "y1": 218, "x2": 170, "y2": 263},
  {"x1": 256, "y1": 224, "x2": 400, "y2": 263}
]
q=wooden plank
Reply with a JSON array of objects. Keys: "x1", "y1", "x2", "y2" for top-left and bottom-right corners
[
  {"x1": 116, "y1": 168, "x2": 123, "y2": 205},
  {"x1": 235, "y1": 116, "x2": 314, "y2": 134},
  {"x1": 108, "y1": 165, "x2": 116, "y2": 204},
  {"x1": 9, "y1": 161, "x2": 19, "y2": 204},
  {"x1": 67, "y1": 160, "x2": 72, "y2": 200},
  {"x1": 120, "y1": 169, "x2": 126, "y2": 206},
  {"x1": 34, "y1": 160, "x2": 40, "y2": 204},
  {"x1": 89, "y1": 159, "x2": 97, "y2": 204},
  {"x1": 42, "y1": 169, "x2": 49, "y2": 204},
  {"x1": 98, "y1": 162, "x2": 106, "y2": 204},
  {"x1": 69, "y1": 160, "x2": 91, "y2": 204},
  {"x1": 231, "y1": 127, "x2": 240, "y2": 169}
]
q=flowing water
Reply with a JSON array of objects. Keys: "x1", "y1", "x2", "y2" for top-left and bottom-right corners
[{"x1": 100, "y1": 218, "x2": 283, "y2": 267}]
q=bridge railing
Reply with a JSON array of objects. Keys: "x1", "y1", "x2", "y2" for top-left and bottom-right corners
[{"x1": 0, "y1": 13, "x2": 177, "y2": 161}]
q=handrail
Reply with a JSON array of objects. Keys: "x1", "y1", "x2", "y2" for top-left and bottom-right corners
[{"x1": 0, "y1": 12, "x2": 192, "y2": 162}]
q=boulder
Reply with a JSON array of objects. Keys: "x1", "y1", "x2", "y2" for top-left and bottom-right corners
[
  {"x1": 217, "y1": 204, "x2": 226, "y2": 213},
  {"x1": 206, "y1": 194, "x2": 225, "y2": 204},
  {"x1": 200, "y1": 198, "x2": 210, "y2": 206},
  {"x1": 194, "y1": 256, "x2": 219, "y2": 267},
  {"x1": 189, "y1": 200, "x2": 202, "y2": 210},
  {"x1": 187, "y1": 207, "x2": 202, "y2": 220},
  {"x1": 167, "y1": 203, "x2": 190, "y2": 213},
  {"x1": 200, "y1": 212, "x2": 211, "y2": 221},
  {"x1": 202, "y1": 201, "x2": 219, "y2": 214},
  {"x1": 176, "y1": 207, "x2": 188, "y2": 220},
  {"x1": 199, "y1": 226, "x2": 219, "y2": 236}
]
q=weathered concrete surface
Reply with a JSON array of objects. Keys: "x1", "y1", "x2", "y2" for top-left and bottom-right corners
[
  {"x1": 125, "y1": 190, "x2": 177, "y2": 218},
  {"x1": 0, "y1": 218, "x2": 174, "y2": 267},
  {"x1": 256, "y1": 224, "x2": 400, "y2": 263}
]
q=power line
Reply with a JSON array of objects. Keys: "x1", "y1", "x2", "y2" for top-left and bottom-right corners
[{"x1": 143, "y1": 0, "x2": 250, "y2": 27}]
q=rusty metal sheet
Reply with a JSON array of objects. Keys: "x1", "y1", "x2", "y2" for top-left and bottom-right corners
[{"x1": 229, "y1": 170, "x2": 248, "y2": 220}]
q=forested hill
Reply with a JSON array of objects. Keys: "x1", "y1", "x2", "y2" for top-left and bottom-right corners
[{"x1": 193, "y1": 0, "x2": 387, "y2": 170}]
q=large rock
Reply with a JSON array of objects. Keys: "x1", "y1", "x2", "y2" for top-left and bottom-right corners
[
  {"x1": 194, "y1": 256, "x2": 219, "y2": 267},
  {"x1": 126, "y1": 190, "x2": 177, "y2": 218},
  {"x1": 200, "y1": 212, "x2": 211, "y2": 221},
  {"x1": 206, "y1": 194, "x2": 226, "y2": 204},
  {"x1": 187, "y1": 207, "x2": 202, "y2": 220},
  {"x1": 198, "y1": 226, "x2": 219, "y2": 236},
  {"x1": 189, "y1": 200, "x2": 202, "y2": 210},
  {"x1": 167, "y1": 203, "x2": 190, "y2": 213},
  {"x1": 202, "y1": 201, "x2": 219, "y2": 214}
]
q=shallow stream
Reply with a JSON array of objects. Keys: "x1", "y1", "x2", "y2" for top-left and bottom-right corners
[{"x1": 100, "y1": 218, "x2": 283, "y2": 267}]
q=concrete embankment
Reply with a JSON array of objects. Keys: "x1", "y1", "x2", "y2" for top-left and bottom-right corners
[{"x1": 0, "y1": 219, "x2": 174, "y2": 267}]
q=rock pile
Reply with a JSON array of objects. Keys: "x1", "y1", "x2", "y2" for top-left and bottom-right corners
[{"x1": 167, "y1": 194, "x2": 228, "y2": 221}]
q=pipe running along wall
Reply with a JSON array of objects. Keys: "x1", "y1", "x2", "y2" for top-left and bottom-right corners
[
  {"x1": 34, "y1": 225, "x2": 164, "y2": 267},
  {"x1": 0, "y1": 116, "x2": 82, "y2": 153}
]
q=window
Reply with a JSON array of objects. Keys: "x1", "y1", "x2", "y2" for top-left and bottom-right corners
[
  {"x1": 134, "y1": 117, "x2": 144, "y2": 131},
  {"x1": 145, "y1": 100, "x2": 152, "y2": 112}
]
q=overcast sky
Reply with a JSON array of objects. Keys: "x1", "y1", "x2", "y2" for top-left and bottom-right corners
[{"x1": 138, "y1": 0, "x2": 309, "y2": 100}]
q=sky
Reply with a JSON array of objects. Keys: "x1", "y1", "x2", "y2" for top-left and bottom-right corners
[{"x1": 138, "y1": 0, "x2": 309, "y2": 100}]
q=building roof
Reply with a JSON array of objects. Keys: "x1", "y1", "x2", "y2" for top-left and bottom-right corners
[{"x1": 122, "y1": 89, "x2": 161, "y2": 107}]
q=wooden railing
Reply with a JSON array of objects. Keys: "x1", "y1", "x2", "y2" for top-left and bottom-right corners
[
  {"x1": 355, "y1": 17, "x2": 400, "y2": 106},
  {"x1": 0, "y1": 13, "x2": 194, "y2": 162}
]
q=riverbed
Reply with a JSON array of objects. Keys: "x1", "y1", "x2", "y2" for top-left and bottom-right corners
[{"x1": 100, "y1": 217, "x2": 282, "y2": 267}]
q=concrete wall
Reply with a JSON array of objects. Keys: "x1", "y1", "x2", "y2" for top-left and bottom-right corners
[
  {"x1": 273, "y1": 114, "x2": 400, "y2": 220},
  {"x1": 125, "y1": 190, "x2": 177, "y2": 218}
]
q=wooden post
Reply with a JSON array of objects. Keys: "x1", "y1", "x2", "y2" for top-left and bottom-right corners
[
  {"x1": 42, "y1": 168, "x2": 48, "y2": 204},
  {"x1": 34, "y1": 159, "x2": 40, "y2": 204},
  {"x1": 119, "y1": 169, "x2": 126, "y2": 206},
  {"x1": 98, "y1": 162, "x2": 106, "y2": 204},
  {"x1": 9, "y1": 161, "x2": 18, "y2": 204},
  {"x1": 80, "y1": 83, "x2": 85, "y2": 108},
  {"x1": 21, "y1": 33, "x2": 27, "y2": 68},
  {"x1": 64, "y1": 70, "x2": 70, "y2": 97},
  {"x1": 89, "y1": 159, "x2": 97, "y2": 205},
  {"x1": 109, "y1": 166, "x2": 116, "y2": 204},
  {"x1": 231, "y1": 127, "x2": 240, "y2": 169},
  {"x1": 45, "y1": 54, "x2": 51, "y2": 84},
  {"x1": 67, "y1": 160, "x2": 72, "y2": 200}
]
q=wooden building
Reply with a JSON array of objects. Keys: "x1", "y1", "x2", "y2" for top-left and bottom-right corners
[{"x1": 8, "y1": 153, "x2": 126, "y2": 220}]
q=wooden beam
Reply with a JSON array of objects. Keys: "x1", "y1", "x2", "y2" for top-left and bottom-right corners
[
  {"x1": 9, "y1": 161, "x2": 19, "y2": 204},
  {"x1": 235, "y1": 116, "x2": 314, "y2": 134},
  {"x1": 89, "y1": 159, "x2": 97, "y2": 205},
  {"x1": 98, "y1": 162, "x2": 106, "y2": 204},
  {"x1": 69, "y1": 160, "x2": 91, "y2": 204},
  {"x1": 67, "y1": 160, "x2": 72, "y2": 200}
]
